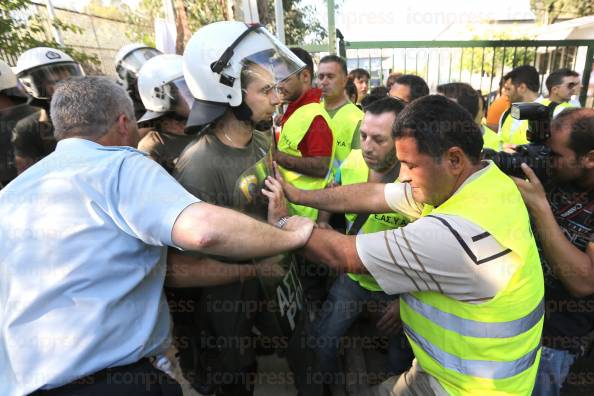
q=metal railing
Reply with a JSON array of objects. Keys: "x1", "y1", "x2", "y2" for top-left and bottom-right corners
[{"x1": 305, "y1": 40, "x2": 594, "y2": 107}]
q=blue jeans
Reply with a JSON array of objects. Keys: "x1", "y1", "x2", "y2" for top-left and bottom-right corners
[
  {"x1": 532, "y1": 346, "x2": 576, "y2": 396},
  {"x1": 311, "y1": 274, "x2": 413, "y2": 381}
]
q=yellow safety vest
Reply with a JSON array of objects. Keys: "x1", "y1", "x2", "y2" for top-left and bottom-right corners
[
  {"x1": 499, "y1": 98, "x2": 577, "y2": 146},
  {"x1": 498, "y1": 108, "x2": 529, "y2": 146},
  {"x1": 326, "y1": 101, "x2": 363, "y2": 172},
  {"x1": 278, "y1": 102, "x2": 335, "y2": 220},
  {"x1": 340, "y1": 150, "x2": 409, "y2": 292},
  {"x1": 400, "y1": 163, "x2": 544, "y2": 396},
  {"x1": 537, "y1": 97, "x2": 577, "y2": 118},
  {"x1": 481, "y1": 124, "x2": 501, "y2": 151}
]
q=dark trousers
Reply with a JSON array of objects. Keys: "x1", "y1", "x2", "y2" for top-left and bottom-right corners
[{"x1": 31, "y1": 358, "x2": 182, "y2": 396}]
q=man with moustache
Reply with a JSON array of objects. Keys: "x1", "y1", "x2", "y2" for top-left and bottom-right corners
[{"x1": 309, "y1": 97, "x2": 414, "y2": 389}]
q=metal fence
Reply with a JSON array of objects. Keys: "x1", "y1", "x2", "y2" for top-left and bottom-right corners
[{"x1": 305, "y1": 40, "x2": 594, "y2": 107}]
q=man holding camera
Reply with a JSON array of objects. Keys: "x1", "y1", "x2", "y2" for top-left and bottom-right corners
[{"x1": 514, "y1": 108, "x2": 594, "y2": 395}]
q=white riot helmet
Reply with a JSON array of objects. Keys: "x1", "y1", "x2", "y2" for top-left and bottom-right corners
[
  {"x1": 183, "y1": 21, "x2": 305, "y2": 129},
  {"x1": 0, "y1": 60, "x2": 17, "y2": 92},
  {"x1": 115, "y1": 43, "x2": 162, "y2": 92},
  {"x1": 15, "y1": 47, "x2": 84, "y2": 100},
  {"x1": 136, "y1": 54, "x2": 194, "y2": 124}
]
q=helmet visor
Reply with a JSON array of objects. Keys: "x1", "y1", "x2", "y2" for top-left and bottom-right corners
[
  {"x1": 19, "y1": 62, "x2": 84, "y2": 99},
  {"x1": 168, "y1": 77, "x2": 194, "y2": 118},
  {"x1": 237, "y1": 27, "x2": 306, "y2": 86},
  {"x1": 119, "y1": 48, "x2": 162, "y2": 78}
]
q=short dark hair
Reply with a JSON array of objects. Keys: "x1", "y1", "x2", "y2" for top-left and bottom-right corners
[
  {"x1": 365, "y1": 96, "x2": 405, "y2": 119},
  {"x1": 552, "y1": 108, "x2": 594, "y2": 158},
  {"x1": 348, "y1": 68, "x2": 370, "y2": 80},
  {"x1": 361, "y1": 94, "x2": 384, "y2": 109},
  {"x1": 289, "y1": 47, "x2": 314, "y2": 80},
  {"x1": 370, "y1": 86, "x2": 389, "y2": 96},
  {"x1": 393, "y1": 95, "x2": 483, "y2": 163},
  {"x1": 319, "y1": 55, "x2": 347, "y2": 75},
  {"x1": 386, "y1": 72, "x2": 403, "y2": 89},
  {"x1": 436, "y1": 82, "x2": 480, "y2": 119},
  {"x1": 346, "y1": 80, "x2": 357, "y2": 102},
  {"x1": 504, "y1": 65, "x2": 540, "y2": 93},
  {"x1": 545, "y1": 68, "x2": 580, "y2": 92},
  {"x1": 394, "y1": 74, "x2": 430, "y2": 102}
]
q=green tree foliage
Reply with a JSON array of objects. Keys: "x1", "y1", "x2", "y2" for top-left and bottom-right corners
[
  {"x1": 530, "y1": 0, "x2": 594, "y2": 25},
  {"x1": 261, "y1": 0, "x2": 327, "y2": 45},
  {"x1": 0, "y1": 0, "x2": 99, "y2": 66},
  {"x1": 460, "y1": 32, "x2": 537, "y2": 78},
  {"x1": 112, "y1": 0, "x2": 327, "y2": 47}
]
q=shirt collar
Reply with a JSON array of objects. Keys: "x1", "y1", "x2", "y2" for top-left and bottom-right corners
[{"x1": 55, "y1": 137, "x2": 104, "y2": 152}]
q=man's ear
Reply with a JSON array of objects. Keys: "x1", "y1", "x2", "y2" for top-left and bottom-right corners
[
  {"x1": 446, "y1": 147, "x2": 466, "y2": 174},
  {"x1": 300, "y1": 69, "x2": 312, "y2": 85},
  {"x1": 582, "y1": 150, "x2": 594, "y2": 170},
  {"x1": 115, "y1": 113, "x2": 132, "y2": 137}
]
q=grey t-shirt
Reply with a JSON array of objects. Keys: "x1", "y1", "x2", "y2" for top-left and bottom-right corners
[{"x1": 173, "y1": 129, "x2": 271, "y2": 218}]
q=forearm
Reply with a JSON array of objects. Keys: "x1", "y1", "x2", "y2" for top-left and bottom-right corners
[
  {"x1": 317, "y1": 210, "x2": 332, "y2": 225},
  {"x1": 275, "y1": 151, "x2": 329, "y2": 178},
  {"x1": 301, "y1": 229, "x2": 366, "y2": 274},
  {"x1": 292, "y1": 182, "x2": 391, "y2": 214},
  {"x1": 532, "y1": 202, "x2": 594, "y2": 297},
  {"x1": 172, "y1": 203, "x2": 306, "y2": 259},
  {"x1": 166, "y1": 250, "x2": 256, "y2": 288}
]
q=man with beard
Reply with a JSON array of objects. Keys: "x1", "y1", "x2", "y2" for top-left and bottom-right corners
[
  {"x1": 513, "y1": 108, "x2": 594, "y2": 395},
  {"x1": 498, "y1": 65, "x2": 541, "y2": 148},
  {"x1": 274, "y1": 47, "x2": 335, "y2": 221},
  {"x1": 308, "y1": 97, "x2": 414, "y2": 390},
  {"x1": 168, "y1": 22, "x2": 306, "y2": 396}
]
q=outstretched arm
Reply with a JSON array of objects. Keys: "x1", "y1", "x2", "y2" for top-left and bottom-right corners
[
  {"x1": 171, "y1": 202, "x2": 314, "y2": 260},
  {"x1": 165, "y1": 250, "x2": 284, "y2": 288},
  {"x1": 300, "y1": 228, "x2": 367, "y2": 274},
  {"x1": 274, "y1": 151, "x2": 331, "y2": 179},
  {"x1": 268, "y1": 163, "x2": 391, "y2": 214}
]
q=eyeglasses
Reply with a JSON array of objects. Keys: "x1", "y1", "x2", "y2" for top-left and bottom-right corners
[{"x1": 242, "y1": 83, "x2": 280, "y2": 97}]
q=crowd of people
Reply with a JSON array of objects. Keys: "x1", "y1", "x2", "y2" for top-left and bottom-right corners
[{"x1": 0, "y1": 20, "x2": 593, "y2": 396}]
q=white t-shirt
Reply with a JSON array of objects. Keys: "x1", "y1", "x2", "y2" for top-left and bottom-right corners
[{"x1": 355, "y1": 162, "x2": 519, "y2": 303}]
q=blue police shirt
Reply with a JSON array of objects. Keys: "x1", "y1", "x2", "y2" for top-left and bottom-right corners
[{"x1": 0, "y1": 138, "x2": 199, "y2": 395}]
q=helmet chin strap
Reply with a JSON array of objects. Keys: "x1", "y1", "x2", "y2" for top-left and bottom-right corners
[
  {"x1": 231, "y1": 88, "x2": 253, "y2": 123},
  {"x1": 230, "y1": 101, "x2": 253, "y2": 123},
  {"x1": 29, "y1": 97, "x2": 51, "y2": 113}
]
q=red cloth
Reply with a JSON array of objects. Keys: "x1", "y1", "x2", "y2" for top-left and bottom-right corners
[{"x1": 280, "y1": 88, "x2": 333, "y2": 157}]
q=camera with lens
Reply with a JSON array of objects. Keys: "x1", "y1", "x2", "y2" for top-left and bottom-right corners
[{"x1": 483, "y1": 102, "x2": 558, "y2": 183}]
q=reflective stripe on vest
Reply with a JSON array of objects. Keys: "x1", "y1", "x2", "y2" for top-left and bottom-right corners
[
  {"x1": 403, "y1": 324, "x2": 541, "y2": 380},
  {"x1": 402, "y1": 293, "x2": 544, "y2": 339},
  {"x1": 278, "y1": 102, "x2": 335, "y2": 220},
  {"x1": 341, "y1": 150, "x2": 409, "y2": 291},
  {"x1": 400, "y1": 163, "x2": 544, "y2": 395},
  {"x1": 327, "y1": 101, "x2": 363, "y2": 172}
]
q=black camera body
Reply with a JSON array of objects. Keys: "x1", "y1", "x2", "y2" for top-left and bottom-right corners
[{"x1": 483, "y1": 101, "x2": 558, "y2": 182}]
